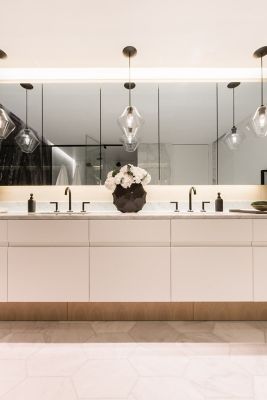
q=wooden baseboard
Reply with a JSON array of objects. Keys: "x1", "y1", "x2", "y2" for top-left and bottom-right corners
[
  {"x1": 0, "y1": 303, "x2": 67, "y2": 321},
  {"x1": 0, "y1": 302, "x2": 267, "y2": 321},
  {"x1": 68, "y1": 302, "x2": 194, "y2": 321}
]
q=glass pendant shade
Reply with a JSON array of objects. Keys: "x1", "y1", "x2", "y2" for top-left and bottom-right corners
[
  {"x1": 15, "y1": 128, "x2": 40, "y2": 153},
  {"x1": 0, "y1": 107, "x2": 15, "y2": 140},
  {"x1": 251, "y1": 105, "x2": 267, "y2": 137},
  {"x1": 117, "y1": 106, "x2": 144, "y2": 140},
  {"x1": 120, "y1": 133, "x2": 140, "y2": 152},
  {"x1": 224, "y1": 126, "x2": 243, "y2": 150}
]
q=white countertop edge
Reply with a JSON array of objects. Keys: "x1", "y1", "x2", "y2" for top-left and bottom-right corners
[{"x1": 0, "y1": 211, "x2": 267, "y2": 219}]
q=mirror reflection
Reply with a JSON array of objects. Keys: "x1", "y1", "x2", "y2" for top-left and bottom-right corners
[{"x1": 0, "y1": 81, "x2": 266, "y2": 185}]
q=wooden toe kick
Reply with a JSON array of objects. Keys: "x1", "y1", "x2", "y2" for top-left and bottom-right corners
[{"x1": 0, "y1": 302, "x2": 267, "y2": 321}]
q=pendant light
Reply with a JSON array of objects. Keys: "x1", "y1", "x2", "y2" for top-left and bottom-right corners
[
  {"x1": 117, "y1": 46, "x2": 144, "y2": 152},
  {"x1": 15, "y1": 83, "x2": 40, "y2": 153},
  {"x1": 251, "y1": 46, "x2": 267, "y2": 137},
  {"x1": 224, "y1": 82, "x2": 244, "y2": 150},
  {"x1": 0, "y1": 49, "x2": 15, "y2": 140}
]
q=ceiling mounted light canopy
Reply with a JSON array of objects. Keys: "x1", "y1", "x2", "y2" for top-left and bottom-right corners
[
  {"x1": 224, "y1": 82, "x2": 244, "y2": 150},
  {"x1": 251, "y1": 46, "x2": 267, "y2": 137},
  {"x1": 117, "y1": 46, "x2": 144, "y2": 152},
  {"x1": 15, "y1": 83, "x2": 40, "y2": 153},
  {"x1": 0, "y1": 49, "x2": 16, "y2": 140}
]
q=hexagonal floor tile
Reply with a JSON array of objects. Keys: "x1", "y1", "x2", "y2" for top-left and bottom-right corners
[
  {"x1": 73, "y1": 359, "x2": 137, "y2": 398},
  {"x1": 129, "y1": 322, "x2": 178, "y2": 342}
]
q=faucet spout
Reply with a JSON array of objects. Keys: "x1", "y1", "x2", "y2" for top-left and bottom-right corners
[
  {"x1": 188, "y1": 186, "x2": 197, "y2": 212},
  {"x1": 64, "y1": 186, "x2": 72, "y2": 212}
]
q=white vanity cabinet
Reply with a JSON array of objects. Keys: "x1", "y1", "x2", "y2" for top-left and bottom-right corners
[
  {"x1": 90, "y1": 220, "x2": 170, "y2": 301},
  {"x1": 171, "y1": 219, "x2": 253, "y2": 301},
  {"x1": 2, "y1": 215, "x2": 267, "y2": 303},
  {"x1": 171, "y1": 219, "x2": 252, "y2": 246},
  {"x1": 171, "y1": 247, "x2": 253, "y2": 301},
  {"x1": 90, "y1": 219, "x2": 170, "y2": 246},
  {"x1": 0, "y1": 248, "x2": 7, "y2": 302},
  {"x1": 252, "y1": 220, "x2": 267, "y2": 301},
  {"x1": 6, "y1": 220, "x2": 90, "y2": 302},
  {"x1": 8, "y1": 247, "x2": 89, "y2": 302},
  {"x1": 8, "y1": 220, "x2": 89, "y2": 246},
  {"x1": 90, "y1": 247, "x2": 170, "y2": 301}
]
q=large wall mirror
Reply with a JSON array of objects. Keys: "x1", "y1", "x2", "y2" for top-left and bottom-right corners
[{"x1": 0, "y1": 81, "x2": 266, "y2": 185}]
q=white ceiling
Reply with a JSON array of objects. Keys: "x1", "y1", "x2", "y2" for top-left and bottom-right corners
[{"x1": 0, "y1": 0, "x2": 266, "y2": 69}]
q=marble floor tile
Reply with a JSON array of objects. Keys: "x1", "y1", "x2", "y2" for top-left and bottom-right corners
[
  {"x1": 213, "y1": 322, "x2": 265, "y2": 343},
  {"x1": 0, "y1": 377, "x2": 77, "y2": 400},
  {"x1": 0, "y1": 331, "x2": 45, "y2": 343},
  {"x1": 132, "y1": 377, "x2": 205, "y2": 400},
  {"x1": 168, "y1": 321, "x2": 215, "y2": 333},
  {"x1": 72, "y1": 359, "x2": 138, "y2": 398},
  {"x1": 177, "y1": 343, "x2": 230, "y2": 356},
  {"x1": 2, "y1": 321, "x2": 267, "y2": 400},
  {"x1": 129, "y1": 353, "x2": 189, "y2": 377},
  {"x1": 43, "y1": 322, "x2": 95, "y2": 343},
  {"x1": 129, "y1": 321, "x2": 179, "y2": 342},
  {"x1": 91, "y1": 321, "x2": 136, "y2": 333},
  {"x1": 86, "y1": 332, "x2": 135, "y2": 343},
  {"x1": 230, "y1": 343, "x2": 267, "y2": 355},
  {"x1": 27, "y1": 344, "x2": 87, "y2": 376},
  {"x1": 0, "y1": 341, "x2": 44, "y2": 360},
  {"x1": 0, "y1": 359, "x2": 26, "y2": 397},
  {"x1": 185, "y1": 356, "x2": 254, "y2": 398},
  {"x1": 82, "y1": 342, "x2": 136, "y2": 359},
  {"x1": 177, "y1": 331, "x2": 224, "y2": 343},
  {"x1": 254, "y1": 376, "x2": 267, "y2": 400}
]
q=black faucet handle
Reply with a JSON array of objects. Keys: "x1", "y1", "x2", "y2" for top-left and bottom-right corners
[
  {"x1": 170, "y1": 201, "x2": 179, "y2": 212},
  {"x1": 81, "y1": 201, "x2": 90, "y2": 212},
  {"x1": 50, "y1": 201, "x2": 59, "y2": 212},
  {"x1": 201, "y1": 201, "x2": 210, "y2": 212}
]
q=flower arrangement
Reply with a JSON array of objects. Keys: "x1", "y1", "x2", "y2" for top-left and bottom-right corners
[{"x1": 105, "y1": 164, "x2": 151, "y2": 191}]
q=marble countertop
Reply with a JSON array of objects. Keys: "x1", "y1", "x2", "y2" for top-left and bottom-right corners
[{"x1": 0, "y1": 211, "x2": 267, "y2": 219}]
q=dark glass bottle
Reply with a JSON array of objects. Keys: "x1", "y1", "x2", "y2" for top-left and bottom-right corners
[
  {"x1": 215, "y1": 192, "x2": 223, "y2": 212},
  {"x1": 28, "y1": 193, "x2": 36, "y2": 213}
]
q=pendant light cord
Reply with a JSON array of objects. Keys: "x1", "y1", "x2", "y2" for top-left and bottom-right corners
[
  {"x1": 128, "y1": 54, "x2": 131, "y2": 108},
  {"x1": 25, "y1": 89, "x2": 28, "y2": 128},
  {"x1": 232, "y1": 87, "x2": 235, "y2": 127},
  {"x1": 261, "y1": 56, "x2": 264, "y2": 106}
]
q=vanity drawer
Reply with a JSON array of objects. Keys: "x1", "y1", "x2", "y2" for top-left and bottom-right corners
[
  {"x1": 253, "y1": 220, "x2": 267, "y2": 242},
  {"x1": 0, "y1": 247, "x2": 7, "y2": 302},
  {"x1": 8, "y1": 247, "x2": 89, "y2": 301},
  {"x1": 253, "y1": 247, "x2": 267, "y2": 300},
  {"x1": 171, "y1": 247, "x2": 253, "y2": 301},
  {"x1": 8, "y1": 220, "x2": 89, "y2": 245},
  {"x1": 90, "y1": 220, "x2": 170, "y2": 246},
  {"x1": 0, "y1": 221, "x2": 7, "y2": 245},
  {"x1": 171, "y1": 219, "x2": 252, "y2": 245},
  {"x1": 90, "y1": 247, "x2": 170, "y2": 301}
]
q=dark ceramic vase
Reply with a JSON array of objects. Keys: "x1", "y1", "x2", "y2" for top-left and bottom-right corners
[{"x1": 113, "y1": 183, "x2": 146, "y2": 213}]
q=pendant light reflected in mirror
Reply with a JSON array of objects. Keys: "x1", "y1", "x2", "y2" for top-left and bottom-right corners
[
  {"x1": 224, "y1": 82, "x2": 244, "y2": 150},
  {"x1": 251, "y1": 46, "x2": 267, "y2": 137},
  {"x1": 0, "y1": 49, "x2": 16, "y2": 141},
  {"x1": 117, "y1": 46, "x2": 144, "y2": 152},
  {"x1": 15, "y1": 83, "x2": 40, "y2": 153}
]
